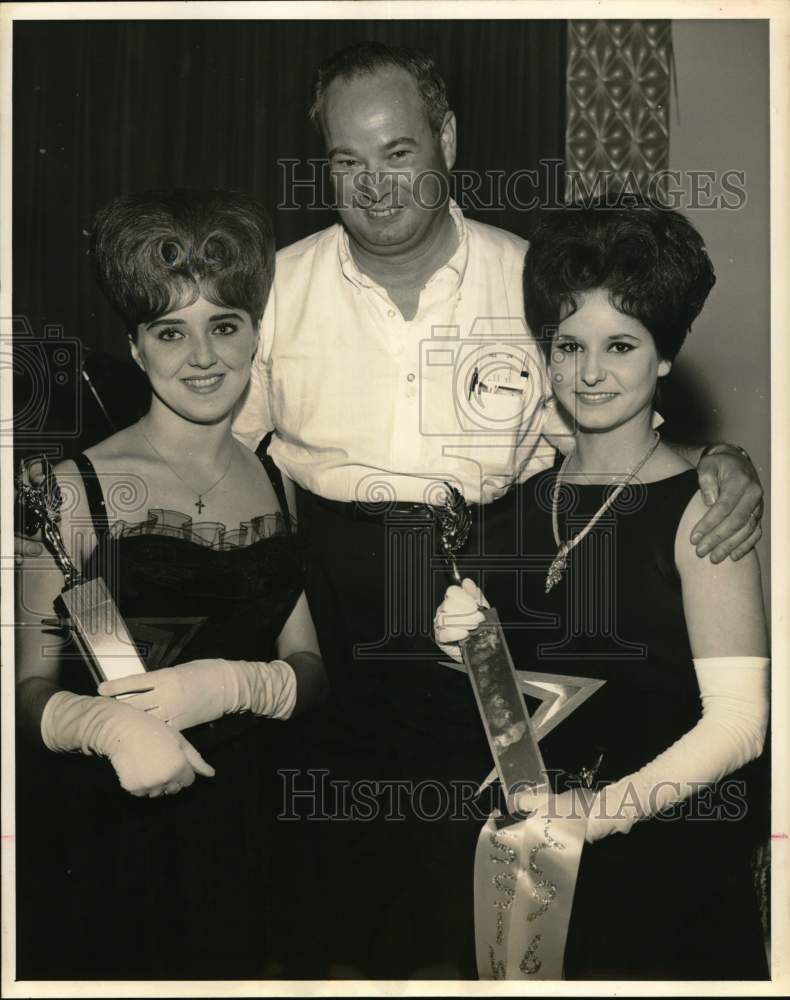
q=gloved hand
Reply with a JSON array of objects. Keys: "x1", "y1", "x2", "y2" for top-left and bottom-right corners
[
  {"x1": 40, "y1": 689, "x2": 216, "y2": 798},
  {"x1": 433, "y1": 578, "x2": 489, "y2": 662},
  {"x1": 583, "y1": 656, "x2": 769, "y2": 843},
  {"x1": 98, "y1": 657, "x2": 297, "y2": 730}
]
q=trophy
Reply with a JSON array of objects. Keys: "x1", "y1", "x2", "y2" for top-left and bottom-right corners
[
  {"x1": 435, "y1": 484, "x2": 606, "y2": 978},
  {"x1": 436, "y1": 484, "x2": 549, "y2": 803},
  {"x1": 16, "y1": 459, "x2": 202, "y2": 685}
]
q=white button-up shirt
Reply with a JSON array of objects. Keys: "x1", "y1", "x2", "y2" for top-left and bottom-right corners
[{"x1": 233, "y1": 203, "x2": 560, "y2": 505}]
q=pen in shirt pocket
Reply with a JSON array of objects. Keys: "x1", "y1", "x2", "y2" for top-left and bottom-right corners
[{"x1": 467, "y1": 366, "x2": 528, "y2": 400}]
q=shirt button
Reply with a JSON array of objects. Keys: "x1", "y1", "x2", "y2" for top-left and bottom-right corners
[
  {"x1": 388, "y1": 309, "x2": 396, "y2": 318},
  {"x1": 406, "y1": 373, "x2": 416, "y2": 383}
]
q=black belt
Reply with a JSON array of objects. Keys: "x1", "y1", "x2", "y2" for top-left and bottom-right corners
[{"x1": 297, "y1": 485, "x2": 440, "y2": 524}]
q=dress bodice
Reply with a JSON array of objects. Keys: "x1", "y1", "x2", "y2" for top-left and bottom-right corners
[
  {"x1": 470, "y1": 466, "x2": 701, "y2": 786},
  {"x1": 60, "y1": 450, "x2": 305, "y2": 750}
]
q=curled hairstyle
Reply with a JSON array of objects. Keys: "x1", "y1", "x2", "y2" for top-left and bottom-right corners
[
  {"x1": 91, "y1": 189, "x2": 275, "y2": 335},
  {"x1": 309, "y1": 41, "x2": 450, "y2": 137},
  {"x1": 523, "y1": 198, "x2": 716, "y2": 361}
]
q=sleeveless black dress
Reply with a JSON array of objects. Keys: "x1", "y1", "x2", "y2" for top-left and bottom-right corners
[
  {"x1": 472, "y1": 465, "x2": 768, "y2": 979},
  {"x1": 16, "y1": 451, "x2": 304, "y2": 980}
]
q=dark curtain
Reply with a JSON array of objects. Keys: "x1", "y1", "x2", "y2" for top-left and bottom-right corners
[{"x1": 13, "y1": 19, "x2": 566, "y2": 453}]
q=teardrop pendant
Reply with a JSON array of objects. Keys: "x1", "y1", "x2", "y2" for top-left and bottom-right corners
[{"x1": 545, "y1": 543, "x2": 569, "y2": 593}]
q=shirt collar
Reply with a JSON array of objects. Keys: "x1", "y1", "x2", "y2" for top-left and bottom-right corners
[{"x1": 338, "y1": 198, "x2": 469, "y2": 292}]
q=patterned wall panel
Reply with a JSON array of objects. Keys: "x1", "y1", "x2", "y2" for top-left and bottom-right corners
[{"x1": 565, "y1": 20, "x2": 671, "y2": 201}]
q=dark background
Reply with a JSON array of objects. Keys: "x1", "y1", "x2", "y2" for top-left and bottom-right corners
[{"x1": 13, "y1": 19, "x2": 566, "y2": 450}]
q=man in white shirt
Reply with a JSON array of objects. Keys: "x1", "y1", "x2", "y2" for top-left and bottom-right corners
[{"x1": 233, "y1": 42, "x2": 763, "y2": 978}]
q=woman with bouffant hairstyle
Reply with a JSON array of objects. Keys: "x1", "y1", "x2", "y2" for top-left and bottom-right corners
[
  {"x1": 16, "y1": 189, "x2": 325, "y2": 979},
  {"x1": 91, "y1": 188, "x2": 275, "y2": 330},
  {"x1": 436, "y1": 200, "x2": 768, "y2": 979}
]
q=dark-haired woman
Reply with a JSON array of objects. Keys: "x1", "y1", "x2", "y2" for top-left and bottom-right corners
[
  {"x1": 435, "y1": 201, "x2": 769, "y2": 979},
  {"x1": 15, "y1": 190, "x2": 325, "y2": 979}
]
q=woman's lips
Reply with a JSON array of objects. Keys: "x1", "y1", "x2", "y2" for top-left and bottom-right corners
[
  {"x1": 575, "y1": 391, "x2": 619, "y2": 405},
  {"x1": 181, "y1": 373, "x2": 225, "y2": 393}
]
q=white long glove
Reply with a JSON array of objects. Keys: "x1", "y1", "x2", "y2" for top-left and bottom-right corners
[
  {"x1": 585, "y1": 656, "x2": 769, "y2": 843},
  {"x1": 436, "y1": 584, "x2": 769, "y2": 842},
  {"x1": 98, "y1": 658, "x2": 297, "y2": 731},
  {"x1": 434, "y1": 579, "x2": 489, "y2": 661},
  {"x1": 41, "y1": 690, "x2": 216, "y2": 797}
]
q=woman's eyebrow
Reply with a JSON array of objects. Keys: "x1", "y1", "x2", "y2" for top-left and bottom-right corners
[{"x1": 145, "y1": 317, "x2": 186, "y2": 329}]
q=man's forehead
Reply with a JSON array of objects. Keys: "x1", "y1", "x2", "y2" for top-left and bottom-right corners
[{"x1": 322, "y1": 66, "x2": 429, "y2": 135}]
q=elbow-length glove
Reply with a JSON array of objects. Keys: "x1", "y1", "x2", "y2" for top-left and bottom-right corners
[
  {"x1": 98, "y1": 658, "x2": 297, "y2": 732},
  {"x1": 435, "y1": 583, "x2": 769, "y2": 844},
  {"x1": 585, "y1": 656, "x2": 769, "y2": 842},
  {"x1": 40, "y1": 690, "x2": 216, "y2": 797}
]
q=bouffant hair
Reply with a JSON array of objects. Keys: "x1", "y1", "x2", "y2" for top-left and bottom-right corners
[
  {"x1": 91, "y1": 189, "x2": 275, "y2": 335},
  {"x1": 523, "y1": 198, "x2": 716, "y2": 361}
]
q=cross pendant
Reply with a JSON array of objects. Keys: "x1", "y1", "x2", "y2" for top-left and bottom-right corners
[{"x1": 195, "y1": 496, "x2": 205, "y2": 514}]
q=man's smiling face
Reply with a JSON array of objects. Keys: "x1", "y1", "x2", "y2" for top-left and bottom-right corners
[{"x1": 321, "y1": 66, "x2": 456, "y2": 258}]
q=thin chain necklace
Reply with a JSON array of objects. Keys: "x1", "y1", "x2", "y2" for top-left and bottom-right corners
[
  {"x1": 545, "y1": 431, "x2": 661, "y2": 593},
  {"x1": 139, "y1": 424, "x2": 234, "y2": 516}
]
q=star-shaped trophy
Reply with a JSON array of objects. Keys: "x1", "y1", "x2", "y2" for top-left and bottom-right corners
[{"x1": 435, "y1": 484, "x2": 604, "y2": 805}]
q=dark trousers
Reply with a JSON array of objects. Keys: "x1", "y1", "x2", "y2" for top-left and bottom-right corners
[{"x1": 278, "y1": 486, "x2": 494, "y2": 978}]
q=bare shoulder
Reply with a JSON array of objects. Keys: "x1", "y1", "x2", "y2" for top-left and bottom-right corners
[
  {"x1": 83, "y1": 424, "x2": 147, "y2": 468},
  {"x1": 675, "y1": 490, "x2": 767, "y2": 656},
  {"x1": 51, "y1": 426, "x2": 143, "y2": 559},
  {"x1": 625, "y1": 441, "x2": 694, "y2": 485},
  {"x1": 52, "y1": 456, "x2": 86, "y2": 506},
  {"x1": 663, "y1": 446, "x2": 695, "y2": 475},
  {"x1": 675, "y1": 489, "x2": 760, "y2": 582},
  {"x1": 642, "y1": 441, "x2": 694, "y2": 481},
  {"x1": 231, "y1": 438, "x2": 284, "y2": 518},
  {"x1": 235, "y1": 438, "x2": 272, "y2": 487},
  {"x1": 235, "y1": 438, "x2": 263, "y2": 469}
]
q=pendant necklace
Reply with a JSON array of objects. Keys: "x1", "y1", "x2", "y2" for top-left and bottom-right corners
[
  {"x1": 139, "y1": 426, "x2": 234, "y2": 515},
  {"x1": 545, "y1": 431, "x2": 661, "y2": 593}
]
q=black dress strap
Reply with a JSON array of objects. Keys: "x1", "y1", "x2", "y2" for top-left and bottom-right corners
[
  {"x1": 72, "y1": 453, "x2": 110, "y2": 541},
  {"x1": 255, "y1": 431, "x2": 292, "y2": 530}
]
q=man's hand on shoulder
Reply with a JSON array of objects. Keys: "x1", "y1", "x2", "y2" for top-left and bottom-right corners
[{"x1": 689, "y1": 443, "x2": 763, "y2": 563}]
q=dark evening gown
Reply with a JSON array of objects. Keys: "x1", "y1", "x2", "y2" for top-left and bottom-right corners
[
  {"x1": 472, "y1": 464, "x2": 769, "y2": 980},
  {"x1": 16, "y1": 452, "x2": 304, "y2": 980}
]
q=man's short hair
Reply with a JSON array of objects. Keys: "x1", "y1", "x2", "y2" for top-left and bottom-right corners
[
  {"x1": 523, "y1": 198, "x2": 716, "y2": 361},
  {"x1": 309, "y1": 41, "x2": 450, "y2": 137},
  {"x1": 91, "y1": 189, "x2": 275, "y2": 335}
]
